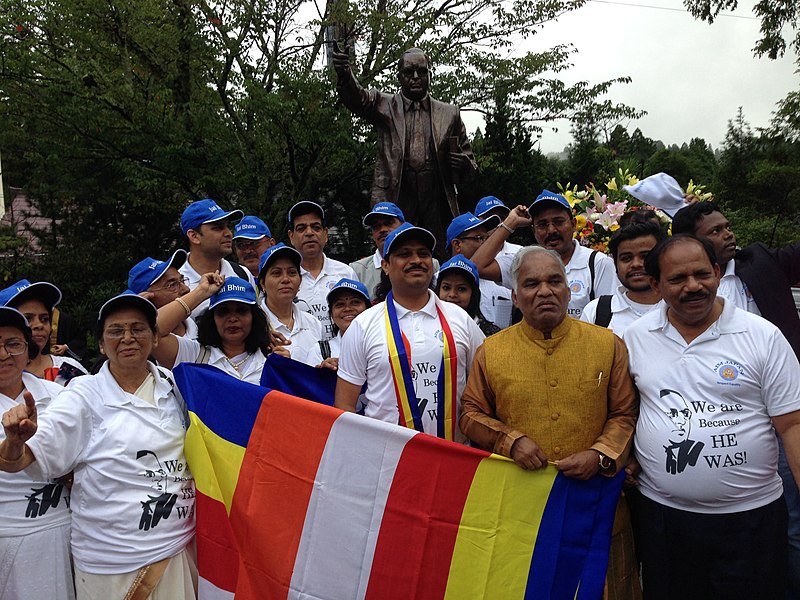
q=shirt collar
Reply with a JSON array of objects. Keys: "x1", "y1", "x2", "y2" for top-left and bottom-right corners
[
  {"x1": 650, "y1": 296, "x2": 745, "y2": 335},
  {"x1": 393, "y1": 289, "x2": 438, "y2": 319},
  {"x1": 721, "y1": 260, "x2": 737, "y2": 279},
  {"x1": 402, "y1": 94, "x2": 431, "y2": 112},
  {"x1": 300, "y1": 253, "x2": 330, "y2": 277},
  {"x1": 99, "y1": 361, "x2": 174, "y2": 407},
  {"x1": 518, "y1": 313, "x2": 573, "y2": 341},
  {"x1": 372, "y1": 249, "x2": 383, "y2": 269}
]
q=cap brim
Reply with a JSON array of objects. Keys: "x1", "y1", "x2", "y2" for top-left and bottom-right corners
[
  {"x1": 8, "y1": 282, "x2": 63, "y2": 311},
  {"x1": 0, "y1": 306, "x2": 31, "y2": 333},
  {"x1": 151, "y1": 250, "x2": 188, "y2": 286},
  {"x1": 385, "y1": 226, "x2": 437, "y2": 256},
  {"x1": 205, "y1": 209, "x2": 244, "y2": 226},
  {"x1": 326, "y1": 286, "x2": 370, "y2": 305},
  {"x1": 476, "y1": 204, "x2": 510, "y2": 218},
  {"x1": 258, "y1": 246, "x2": 302, "y2": 279},
  {"x1": 208, "y1": 296, "x2": 257, "y2": 310},
  {"x1": 528, "y1": 199, "x2": 571, "y2": 215},
  {"x1": 233, "y1": 232, "x2": 269, "y2": 240},
  {"x1": 438, "y1": 264, "x2": 479, "y2": 286},
  {"x1": 98, "y1": 293, "x2": 158, "y2": 326},
  {"x1": 288, "y1": 201, "x2": 325, "y2": 224}
]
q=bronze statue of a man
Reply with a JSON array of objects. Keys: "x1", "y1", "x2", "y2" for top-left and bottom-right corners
[{"x1": 332, "y1": 45, "x2": 478, "y2": 255}]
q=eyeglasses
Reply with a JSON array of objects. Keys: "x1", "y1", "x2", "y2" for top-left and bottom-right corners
[
  {"x1": 458, "y1": 235, "x2": 488, "y2": 243},
  {"x1": 0, "y1": 339, "x2": 27, "y2": 356},
  {"x1": 400, "y1": 67, "x2": 429, "y2": 78},
  {"x1": 152, "y1": 277, "x2": 189, "y2": 293},
  {"x1": 104, "y1": 325, "x2": 152, "y2": 339},
  {"x1": 533, "y1": 217, "x2": 571, "y2": 231}
]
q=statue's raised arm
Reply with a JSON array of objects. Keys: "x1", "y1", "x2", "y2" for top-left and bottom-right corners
[{"x1": 333, "y1": 45, "x2": 477, "y2": 258}]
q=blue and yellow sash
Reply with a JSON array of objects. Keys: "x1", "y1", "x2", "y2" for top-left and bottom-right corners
[{"x1": 384, "y1": 291, "x2": 458, "y2": 440}]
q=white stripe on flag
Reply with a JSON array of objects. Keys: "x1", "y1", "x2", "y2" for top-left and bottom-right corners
[
  {"x1": 198, "y1": 576, "x2": 235, "y2": 600},
  {"x1": 287, "y1": 412, "x2": 417, "y2": 600}
]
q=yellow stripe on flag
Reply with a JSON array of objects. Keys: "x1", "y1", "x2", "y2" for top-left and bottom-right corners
[
  {"x1": 444, "y1": 457, "x2": 556, "y2": 599},
  {"x1": 186, "y1": 411, "x2": 246, "y2": 513}
]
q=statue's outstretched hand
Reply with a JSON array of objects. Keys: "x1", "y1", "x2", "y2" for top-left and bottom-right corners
[{"x1": 332, "y1": 41, "x2": 351, "y2": 77}]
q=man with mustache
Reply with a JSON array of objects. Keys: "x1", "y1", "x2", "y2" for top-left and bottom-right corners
[
  {"x1": 672, "y1": 201, "x2": 800, "y2": 596},
  {"x1": 335, "y1": 223, "x2": 484, "y2": 441},
  {"x1": 287, "y1": 201, "x2": 357, "y2": 341},
  {"x1": 470, "y1": 191, "x2": 619, "y2": 318},
  {"x1": 349, "y1": 202, "x2": 440, "y2": 301},
  {"x1": 233, "y1": 216, "x2": 275, "y2": 278},
  {"x1": 581, "y1": 222, "x2": 665, "y2": 335},
  {"x1": 623, "y1": 234, "x2": 800, "y2": 599},
  {"x1": 460, "y1": 245, "x2": 640, "y2": 599}
]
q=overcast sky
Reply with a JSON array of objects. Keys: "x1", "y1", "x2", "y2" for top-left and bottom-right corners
[{"x1": 463, "y1": 0, "x2": 798, "y2": 154}]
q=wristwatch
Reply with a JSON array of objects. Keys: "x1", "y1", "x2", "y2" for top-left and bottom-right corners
[{"x1": 598, "y1": 452, "x2": 613, "y2": 471}]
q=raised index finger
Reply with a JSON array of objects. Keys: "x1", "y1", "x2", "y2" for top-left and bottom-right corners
[{"x1": 22, "y1": 391, "x2": 36, "y2": 420}]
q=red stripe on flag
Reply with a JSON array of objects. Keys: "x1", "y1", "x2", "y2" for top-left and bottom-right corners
[
  {"x1": 228, "y1": 390, "x2": 342, "y2": 599},
  {"x1": 365, "y1": 435, "x2": 487, "y2": 600},
  {"x1": 196, "y1": 490, "x2": 239, "y2": 593}
]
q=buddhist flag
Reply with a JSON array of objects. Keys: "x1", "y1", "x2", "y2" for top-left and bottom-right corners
[{"x1": 176, "y1": 363, "x2": 623, "y2": 600}]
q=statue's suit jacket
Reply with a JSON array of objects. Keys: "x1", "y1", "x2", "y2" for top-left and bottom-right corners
[{"x1": 337, "y1": 71, "x2": 477, "y2": 217}]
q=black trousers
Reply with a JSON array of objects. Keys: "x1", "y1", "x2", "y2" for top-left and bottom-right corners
[{"x1": 633, "y1": 493, "x2": 788, "y2": 600}]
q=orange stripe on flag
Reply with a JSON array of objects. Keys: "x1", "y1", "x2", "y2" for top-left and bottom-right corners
[{"x1": 228, "y1": 390, "x2": 342, "y2": 600}]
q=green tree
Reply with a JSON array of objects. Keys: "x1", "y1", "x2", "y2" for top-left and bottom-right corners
[{"x1": 0, "y1": 0, "x2": 643, "y2": 353}]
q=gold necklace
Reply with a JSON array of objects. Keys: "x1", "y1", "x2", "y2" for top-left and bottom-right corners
[{"x1": 225, "y1": 354, "x2": 250, "y2": 372}]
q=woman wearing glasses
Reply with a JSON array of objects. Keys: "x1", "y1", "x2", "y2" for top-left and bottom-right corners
[
  {"x1": 152, "y1": 275, "x2": 275, "y2": 383},
  {"x1": 0, "y1": 280, "x2": 88, "y2": 386},
  {"x1": 0, "y1": 306, "x2": 74, "y2": 600},
  {"x1": 0, "y1": 293, "x2": 196, "y2": 599},
  {"x1": 128, "y1": 250, "x2": 197, "y2": 339}
]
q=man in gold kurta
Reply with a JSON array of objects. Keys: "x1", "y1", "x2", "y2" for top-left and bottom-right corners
[{"x1": 460, "y1": 245, "x2": 641, "y2": 600}]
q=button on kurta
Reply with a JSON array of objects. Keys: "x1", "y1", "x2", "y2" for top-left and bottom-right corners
[
  {"x1": 549, "y1": 379, "x2": 558, "y2": 387},
  {"x1": 551, "y1": 413, "x2": 560, "y2": 421}
]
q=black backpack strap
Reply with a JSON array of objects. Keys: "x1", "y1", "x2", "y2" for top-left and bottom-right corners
[
  {"x1": 594, "y1": 295, "x2": 613, "y2": 328},
  {"x1": 318, "y1": 340, "x2": 332, "y2": 360},
  {"x1": 229, "y1": 260, "x2": 250, "y2": 281},
  {"x1": 588, "y1": 250, "x2": 598, "y2": 301}
]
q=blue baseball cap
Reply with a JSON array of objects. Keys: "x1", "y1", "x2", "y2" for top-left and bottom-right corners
[
  {"x1": 445, "y1": 212, "x2": 500, "y2": 249},
  {"x1": 127, "y1": 250, "x2": 188, "y2": 294},
  {"x1": 0, "y1": 279, "x2": 62, "y2": 311},
  {"x1": 208, "y1": 277, "x2": 257, "y2": 310},
  {"x1": 258, "y1": 243, "x2": 302, "y2": 280},
  {"x1": 362, "y1": 202, "x2": 405, "y2": 226},
  {"x1": 326, "y1": 278, "x2": 370, "y2": 305},
  {"x1": 287, "y1": 201, "x2": 325, "y2": 226},
  {"x1": 438, "y1": 254, "x2": 479, "y2": 286},
  {"x1": 0, "y1": 306, "x2": 31, "y2": 334},
  {"x1": 233, "y1": 216, "x2": 272, "y2": 240},
  {"x1": 474, "y1": 196, "x2": 509, "y2": 218},
  {"x1": 97, "y1": 291, "x2": 158, "y2": 329},
  {"x1": 180, "y1": 199, "x2": 243, "y2": 235},
  {"x1": 382, "y1": 222, "x2": 436, "y2": 257},
  {"x1": 528, "y1": 190, "x2": 571, "y2": 216}
]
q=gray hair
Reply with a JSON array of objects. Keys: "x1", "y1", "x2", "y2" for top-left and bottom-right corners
[{"x1": 510, "y1": 246, "x2": 567, "y2": 292}]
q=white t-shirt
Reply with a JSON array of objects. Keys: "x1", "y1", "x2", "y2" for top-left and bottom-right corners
[
  {"x1": 580, "y1": 285, "x2": 662, "y2": 336},
  {"x1": 298, "y1": 255, "x2": 357, "y2": 340},
  {"x1": 624, "y1": 299, "x2": 800, "y2": 514},
  {"x1": 479, "y1": 278, "x2": 512, "y2": 329},
  {"x1": 173, "y1": 334, "x2": 268, "y2": 385},
  {"x1": 338, "y1": 291, "x2": 485, "y2": 442},
  {"x1": 718, "y1": 260, "x2": 761, "y2": 316},
  {"x1": 266, "y1": 304, "x2": 323, "y2": 367},
  {"x1": 497, "y1": 240, "x2": 618, "y2": 318},
  {"x1": 25, "y1": 362, "x2": 195, "y2": 574},
  {"x1": 179, "y1": 256, "x2": 258, "y2": 319},
  {"x1": 0, "y1": 374, "x2": 71, "y2": 536}
]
